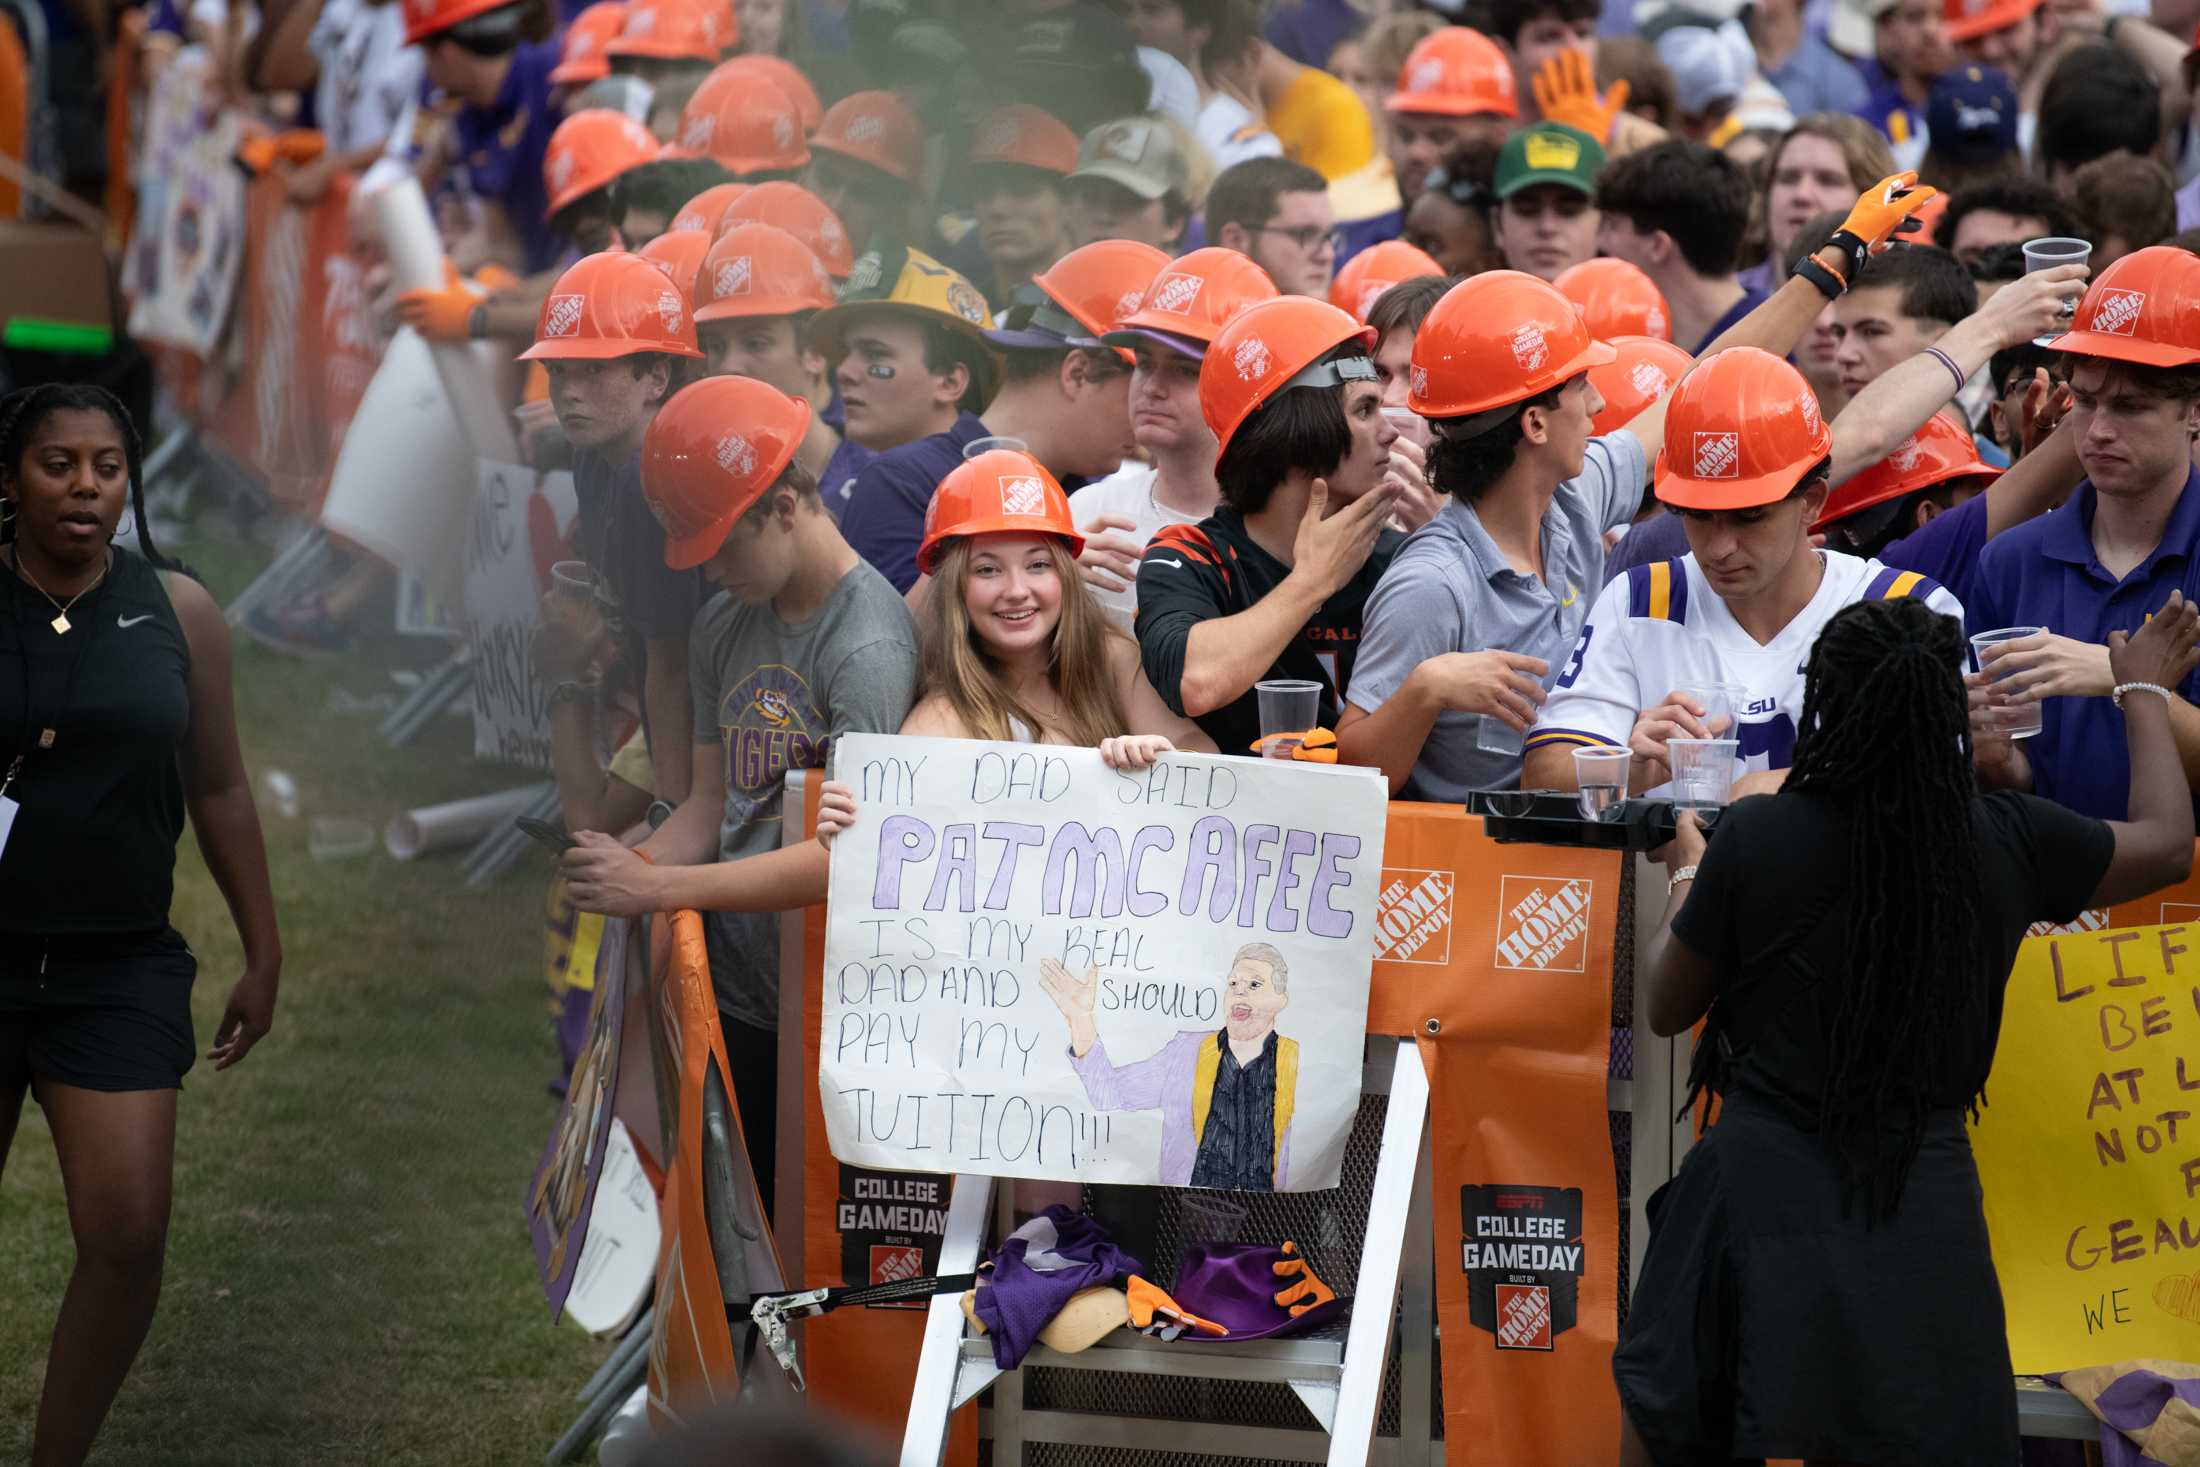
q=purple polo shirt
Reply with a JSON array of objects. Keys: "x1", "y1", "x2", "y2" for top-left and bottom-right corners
[
  {"x1": 1967, "y1": 471, "x2": 2200, "y2": 821},
  {"x1": 453, "y1": 39, "x2": 565, "y2": 274},
  {"x1": 838, "y1": 412, "x2": 988, "y2": 592},
  {"x1": 1881, "y1": 489, "x2": 1989, "y2": 611}
]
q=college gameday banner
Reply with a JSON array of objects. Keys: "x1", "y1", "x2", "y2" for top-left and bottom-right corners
[{"x1": 1372, "y1": 803, "x2": 1623, "y2": 1465}]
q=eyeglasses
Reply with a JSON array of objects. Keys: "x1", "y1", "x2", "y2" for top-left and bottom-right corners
[{"x1": 1257, "y1": 223, "x2": 1344, "y2": 255}]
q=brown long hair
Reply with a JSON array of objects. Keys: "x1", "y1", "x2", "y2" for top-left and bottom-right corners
[{"x1": 922, "y1": 535, "x2": 1130, "y2": 746}]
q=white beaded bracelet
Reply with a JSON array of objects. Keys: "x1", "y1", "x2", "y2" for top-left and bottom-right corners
[
  {"x1": 1667, "y1": 864, "x2": 1698, "y2": 896},
  {"x1": 2113, "y1": 681, "x2": 2174, "y2": 710}
]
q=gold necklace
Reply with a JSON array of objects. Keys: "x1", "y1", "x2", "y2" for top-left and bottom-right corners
[{"x1": 11, "y1": 550, "x2": 108, "y2": 634}]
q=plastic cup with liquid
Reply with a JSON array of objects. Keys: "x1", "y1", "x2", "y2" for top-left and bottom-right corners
[
  {"x1": 1668, "y1": 738, "x2": 1740, "y2": 809},
  {"x1": 1679, "y1": 681, "x2": 1743, "y2": 737},
  {"x1": 963, "y1": 435, "x2": 1030, "y2": 459},
  {"x1": 1969, "y1": 626, "x2": 2046, "y2": 739},
  {"x1": 1572, "y1": 747, "x2": 1632, "y2": 820},
  {"x1": 1255, "y1": 679, "x2": 1321, "y2": 760},
  {"x1": 2022, "y1": 237, "x2": 2091, "y2": 345},
  {"x1": 550, "y1": 560, "x2": 597, "y2": 599}
]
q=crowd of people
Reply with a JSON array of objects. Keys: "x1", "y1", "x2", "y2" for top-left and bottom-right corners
[{"x1": 12, "y1": 0, "x2": 2200, "y2": 1457}]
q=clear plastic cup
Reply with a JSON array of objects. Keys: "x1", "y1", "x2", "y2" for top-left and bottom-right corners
[
  {"x1": 550, "y1": 560, "x2": 596, "y2": 599},
  {"x1": 963, "y1": 435, "x2": 1030, "y2": 459},
  {"x1": 1380, "y1": 405, "x2": 1433, "y2": 452},
  {"x1": 2022, "y1": 237, "x2": 2091, "y2": 345},
  {"x1": 1668, "y1": 738, "x2": 1739, "y2": 809},
  {"x1": 1572, "y1": 747, "x2": 1632, "y2": 820},
  {"x1": 308, "y1": 816, "x2": 375, "y2": 860},
  {"x1": 1679, "y1": 682, "x2": 1743, "y2": 737},
  {"x1": 1255, "y1": 679, "x2": 1322, "y2": 759},
  {"x1": 1969, "y1": 626, "x2": 2046, "y2": 739}
]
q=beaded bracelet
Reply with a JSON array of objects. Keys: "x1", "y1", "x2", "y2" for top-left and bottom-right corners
[{"x1": 2113, "y1": 681, "x2": 2173, "y2": 710}]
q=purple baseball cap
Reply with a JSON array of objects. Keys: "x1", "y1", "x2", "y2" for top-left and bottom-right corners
[{"x1": 1166, "y1": 1242, "x2": 1350, "y2": 1342}]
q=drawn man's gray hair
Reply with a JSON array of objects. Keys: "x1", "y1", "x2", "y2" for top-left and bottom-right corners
[{"x1": 1231, "y1": 942, "x2": 1288, "y2": 995}]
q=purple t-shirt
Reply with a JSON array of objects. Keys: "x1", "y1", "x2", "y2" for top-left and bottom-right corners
[
  {"x1": 838, "y1": 412, "x2": 988, "y2": 592},
  {"x1": 1880, "y1": 489, "x2": 1989, "y2": 611}
]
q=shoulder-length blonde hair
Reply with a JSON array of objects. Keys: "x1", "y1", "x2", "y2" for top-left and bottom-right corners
[
  {"x1": 1769, "y1": 113, "x2": 1896, "y2": 200},
  {"x1": 922, "y1": 535, "x2": 1131, "y2": 747}
]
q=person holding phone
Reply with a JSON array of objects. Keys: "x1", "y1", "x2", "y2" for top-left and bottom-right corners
[{"x1": 1618, "y1": 592, "x2": 2199, "y2": 1465}]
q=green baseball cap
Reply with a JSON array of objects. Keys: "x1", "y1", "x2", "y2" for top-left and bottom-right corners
[{"x1": 1494, "y1": 123, "x2": 1606, "y2": 200}]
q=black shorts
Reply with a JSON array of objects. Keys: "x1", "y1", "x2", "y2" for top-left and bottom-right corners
[{"x1": 0, "y1": 929, "x2": 199, "y2": 1094}]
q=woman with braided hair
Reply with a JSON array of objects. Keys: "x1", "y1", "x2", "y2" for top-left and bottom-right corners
[
  {"x1": 0, "y1": 384, "x2": 281, "y2": 1466},
  {"x1": 1616, "y1": 592, "x2": 2200, "y2": 1466}
]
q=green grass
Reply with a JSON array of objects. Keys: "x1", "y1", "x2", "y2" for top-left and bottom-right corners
[{"x1": 0, "y1": 524, "x2": 610, "y2": 1464}]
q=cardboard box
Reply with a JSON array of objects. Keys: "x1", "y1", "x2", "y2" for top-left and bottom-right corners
[{"x1": 0, "y1": 218, "x2": 118, "y2": 352}]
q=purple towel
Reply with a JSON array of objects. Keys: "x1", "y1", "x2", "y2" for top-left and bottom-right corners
[
  {"x1": 972, "y1": 1206, "x2": 1143, "y2": 1369},
  {"x1": 2052, "y1": 1362, "x2": 2200, "y2": 1467}
]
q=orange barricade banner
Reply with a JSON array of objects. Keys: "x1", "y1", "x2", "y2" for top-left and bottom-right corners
[
  {"x1": 1374, "y1": 804, "x2": 1623, "y2": 1465},
  {"x1": 790, "y1": 779, "x2": 979, "y2": 1462},
  {"x1": 646, "y1": 911, "x2": 745, "y2": 1424}
]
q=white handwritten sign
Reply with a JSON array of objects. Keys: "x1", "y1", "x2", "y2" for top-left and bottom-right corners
[
  {"x1": 820, "y1": 734, "x2": 1387, "y2": 1190},
  {"x1": 464, "y1": 461, "x2": 576, "y2": 769}
]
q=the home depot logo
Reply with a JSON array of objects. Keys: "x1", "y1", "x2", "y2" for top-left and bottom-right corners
[
  {"x1": 680, "y1": 113, "x2": 714, "y2": 153},
  {"x1": 1693, "y1": 431, "x2": 1738, "y2": 479},
  {"x1": 999, "y1": 475, "x2": 1047, "y2": 515},
  {"x1": 715, "y1": 256, "x2": 752, "y2": 297},
  {"x1": 845, "y1": 113, "x2": 886, "y2": 144},
  {"x1": 1494, "y1": 876, "x2": 1592, "y2": 972},
  {"x1": 2092, "y1": 288, "x2": 2145, "y2": 336},
  {"x1": 544, "y1": 294, "x2": 585, "y2": 337},
  {"x1": 549, "y1": 150, "x2": 575, "y2": 191},
  {"x1": 1233, "y1": 335, "x2": 1272, "y2": 381},
  {"x1": 1626, "y1": 361, "x2": 1668, "y2": 398},
  {"x1": 1407, "y1": 58, "x2": 1445, "y2": 93},
  {"x1": 1150, "y1": 273, "x2": 1201, "y2": 315},
  {"x1": 2028, "y1": 909, "x2": 2111, "y2": 938},
  {"x1": 1494, "y1": 1283, "x2": 1553, "y2": 1349},
  {"x1": 1375, "y1": 867, "x2": 1454, "y2": 965}
]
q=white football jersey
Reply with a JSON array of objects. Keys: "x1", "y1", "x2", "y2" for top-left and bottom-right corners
[{"x1": 1525, "y1": 551, "x2": 1966, "y2": 778}]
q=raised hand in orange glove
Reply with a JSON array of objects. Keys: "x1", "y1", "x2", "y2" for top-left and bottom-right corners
[
  {"x1": 1531, "y1": 49, "x2": 1628, "y2": 145},
  {"x1": 394, "y1": 259, "x2": 484, "y2": 343},
  {"x1": 1824, "y1": 171, "x2": 1937, "y2": 284}
]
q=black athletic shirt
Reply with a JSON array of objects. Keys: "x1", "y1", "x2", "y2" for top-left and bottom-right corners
[
  {"x1": 1134, "y1": 505, "x2": 1401, "y2": 757},
  {"x1": 0, "y1": 548, "x2": 190, "y2": 935}
]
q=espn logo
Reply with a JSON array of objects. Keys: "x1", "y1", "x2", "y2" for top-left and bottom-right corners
[
  {"x1": 1693, "y1": 431, "x2": 1739, "y2": 479},
  {"x1": 1375, "y1": 867, "x2": 1455, "y2": 965},
  {"x1": 1494, "y1": 875, "x2": 1592, "y2": 972}
]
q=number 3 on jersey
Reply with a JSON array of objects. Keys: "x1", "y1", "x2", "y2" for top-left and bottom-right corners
[{"x1": 1555, "y1": 625, "x2": 1592, "y2": 690}]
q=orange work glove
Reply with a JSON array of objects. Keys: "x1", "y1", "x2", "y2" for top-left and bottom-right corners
[
  {"x1": 1824, "y1": 171, "x2": 1937, "y2": 284},
  {"x1": 1270, "y1": 1240, "x2": 1337, "y2": 1316},
  {"x1": 1248, "y1": 726, "x2": 1338, "y2": 761},
  {"x1": 1125, "y1": 1275, "x2": 1229, "y2": 1339},
  {"x1": 275, "y1": 129, "x2": 328, "y2": 166},
  {"x1": 395, "y1": 259, "x2": 482, "y2": 343},
  {"x1": 473, "y1": 262, "x2": 522, "y2": 292},
  {"x1": 1531, "y1": 49, "x2": 1628, "y2": 145}
]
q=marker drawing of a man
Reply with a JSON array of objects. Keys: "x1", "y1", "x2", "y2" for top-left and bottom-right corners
[{"x1": 1037, "y1": 942, "x2": 1298, "y2": 1190}]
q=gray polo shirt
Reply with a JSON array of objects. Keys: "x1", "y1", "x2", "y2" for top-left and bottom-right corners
[{"x1": 1346, "y1": 430, "x2": 1648, "y2": 801}]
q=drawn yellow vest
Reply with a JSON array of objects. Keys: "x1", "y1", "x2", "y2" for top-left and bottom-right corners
[{"x1": 1189, "y1": 1033, "x2": 1299, "y2": 1188}]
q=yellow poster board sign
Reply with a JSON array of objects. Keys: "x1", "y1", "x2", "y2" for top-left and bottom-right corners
[{"x1": 1971, "y1": 922, "x2": 2200, "y2": 1372}]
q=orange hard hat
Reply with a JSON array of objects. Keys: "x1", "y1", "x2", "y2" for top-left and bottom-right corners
[
  {"x1": 1022, "y1": 239, "x2": 1173, "y2": 353},
  {"x1": 642, "y1": 376, "x2": 811, "y2": 568},
  {"x1": 1408, "y1": 269, "x2": 1615, "y2": 420},
  {"x1": 1555, "y1": 258, "x2": 1671, "y2": 343},
  {"x1": 1587, "y1": 335, "x2": 1692, "y2": 435},
  {"x1": 1386, "y1": 27, "x2": 1518, "y2": 119},
  {"x1": 2048, "y1": 245, "x2": 2200, "y2": 368},
  {"x1": 637, "y1": 229, "x2": 713, "y2": 302},
  {"x1": 402, "y1": 0, "x2": 515, "y2": 46},
  {"x1": 604, "y1": 0, "x2": 728, "y2": 63},
  {"x1": 544, "y1": 109, "x2": 661, "y2": 217},
  {"x1": 1200, "y1": 296, "x2": 1379, "y2": 462},
  {"x1": 809, "y1": 90, "x2": 925, "y2": 184},
  {"x1": 916, "y1": 449, "x2": 1083, "y2": 575},
  {"x1": 722, "y1": 180, "x2": 852, "y2": 276},
  {"x1": 1813, "y1": 412, "x2": 2000, "y2": 532},
  {"x1": 1943, "y1": 0, "x2": 2041, "y2": 43},
  {"x1": 670, "y1": 68, "x2": 808, "y2": 174},
  {"x1": 1101, "y1": 247, "x2": 1279, "y2": 354},
  {"x1": 694, "y1": 223, "x2": 836, "y2": 322},
  {"x1": 670, "y1": 181, "x2": 751, "y2": 235},
  {"x1": 1329, "y1": 239, "x2": 1444, "y2": 322},
  {"x1": 970, "y1": 104, "x2": 1080, "y2": 175},
  {"x1": 732, "y1": 54, "x2": 823, "y2": 133},
  {"x1": 549, "y1": 1, "x2": 627, "y2": 85},
  {"x1": 518, "y1": 250, "x2": 705, "y2": 361},
  {"x1": 1654, "y1": 347, "x2": 1832, "y2": 510}
]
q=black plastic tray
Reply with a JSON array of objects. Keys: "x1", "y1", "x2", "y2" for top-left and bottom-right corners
[{"x1": 1463, "y1": 790, "x2": 1725, "y2": 851}]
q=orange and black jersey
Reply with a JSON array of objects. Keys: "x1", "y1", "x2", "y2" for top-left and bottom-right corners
[{"x1": 1133, "y1": 506, "x2": 1402, "y2": 758}]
